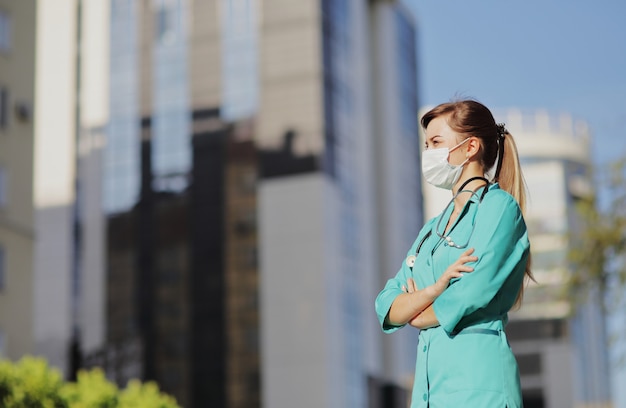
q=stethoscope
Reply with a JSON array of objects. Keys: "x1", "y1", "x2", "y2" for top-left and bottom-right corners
[{"x1": 406, "y1": 176, "x2": 490, "y2": 268}]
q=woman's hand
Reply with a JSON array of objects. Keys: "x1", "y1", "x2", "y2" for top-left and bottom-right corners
[
  {"x1": 402, "y1": 248, "x2": 478, "y2": 329},
  {"x1": 390, "y1": 249, "x2": 477, "y2": 327},
  {"x1": 401, "y1": 277, "x2": 418, "y2": 294},
  {"x1": 430, "y1": 248, "x2": 477, "y2": 296}
]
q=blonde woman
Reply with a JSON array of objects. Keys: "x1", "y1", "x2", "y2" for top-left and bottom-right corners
[{"x1": 375, "y1": 100, "x2": 532, "y2": 407}]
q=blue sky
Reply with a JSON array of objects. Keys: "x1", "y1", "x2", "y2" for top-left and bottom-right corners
[
  {"x1": 404, "y1": 0, "x2": 626, "y2": 166},
  {"x1": 402, "y1": 1, "x2": 626, "y2": 406}
]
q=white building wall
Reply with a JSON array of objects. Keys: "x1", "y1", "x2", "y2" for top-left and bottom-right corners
[
  {"x1": 259, "y1": 175, "x2": 334, "y2": 408},
  {"x1": 78, "y1": 0, "x2": 109, "y2": 355},
  {"x1": 32, "y1": 0, "x2": 78, "y2": 374},
  {"x1": 0, "y1": 0, "x2": 107, "y2": 374},
  {"x1": 543, "y1": 342, "x2": 575, "y2": 408}
]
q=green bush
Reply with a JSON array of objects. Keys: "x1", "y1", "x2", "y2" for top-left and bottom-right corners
[
  {"x1": 61, "y1": 369, "x2": 118, "y2": 408},
  {"x1": 0, "y1": 357, "x2": 180, "y2": 408},
  {"x1": 118, "y1": 380, "x2": 179, "y2": 408},
  {"x1": 0, "y1": 356, "x2": 65, "y2": 408}
]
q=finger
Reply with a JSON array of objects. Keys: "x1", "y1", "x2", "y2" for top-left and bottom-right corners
[
  {"x1": 462, "y1": 255, "x2": 479, "y2": 263},
  {"x1": 408, "y1": 278, "x2": 417, "y2": 292},
  {"x1": 462, "y1": 248, "x2": 475, "y2": 256},
  {"x1": 402, "y1": 285, "x2": 407, "y2": 293},
  {"x1": 451, "y1": 265, "x2": 474, "y2": 273},
  {"x1": 407, "y1": 278, "x2": 416, "y2": 293}
]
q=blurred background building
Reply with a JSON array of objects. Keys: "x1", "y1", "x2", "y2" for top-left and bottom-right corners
[
  {"x1": 102, "y1": 0, "x2": 422, "y2": 407},
  {"x1": 259, "y1": 1, "x2": 422, "y2": 407},
  {"x1": 421, "y1": 109, "x2": 613, "y2": 408},
  {"x1": 0, "y1": 0, "x2": 107, "y2": 378},
  {"x1": 508, "y1": 110, "x2": 612, "y2": 408}
]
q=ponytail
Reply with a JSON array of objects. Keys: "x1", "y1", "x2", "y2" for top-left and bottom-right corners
[
  {"x1": 495, "y1": 130, "x2": 527, "y2": 214},
  {"x1": 496, "y1": 130, "x2": 534, "y2": 307}
]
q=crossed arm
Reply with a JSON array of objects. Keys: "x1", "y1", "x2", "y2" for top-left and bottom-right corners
[{"x1": 386, "y1": 248, "x2": 477, "y2": 329}]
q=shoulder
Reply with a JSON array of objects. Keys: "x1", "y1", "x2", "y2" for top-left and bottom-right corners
[
  {"x1": 482, "y1": 184, "x2": 522, "y2": 215},
  {"x1": 477, "y1": 185, "x2": 526, "y2": 232},
  {"x1": 423, "y1": 216, "x2": 438, "y2": 229}
]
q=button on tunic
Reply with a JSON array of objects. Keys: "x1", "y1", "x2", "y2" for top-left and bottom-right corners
[{"x1": 375, "y1": 184, "x2": 530, "y2": 407}]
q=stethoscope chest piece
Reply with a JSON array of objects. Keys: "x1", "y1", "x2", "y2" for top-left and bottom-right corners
[{"x1": 406, "y1": 255, "x2": 416, "y2": 268}]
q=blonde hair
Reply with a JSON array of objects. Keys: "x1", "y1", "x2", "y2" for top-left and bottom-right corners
[{"x1": 498, "y1": 129, "x2": 527, "y2": 214}]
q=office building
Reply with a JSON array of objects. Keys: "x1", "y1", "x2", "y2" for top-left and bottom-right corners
[
  {"x1": 102, "y1": 117, "x2": 259, "y2": 407},
  {"x1": 105, "y1": 0, "x2": 421, "y2": 407},
  {"x1": 0, "y1": 0, "x2": 107, "y2": 377},
  {"x1": 506, "y1": 110, "x2": 612, "y2": 408},
  {"x1": 258, "y1": 1, "x2": 421, "y2": 407}
]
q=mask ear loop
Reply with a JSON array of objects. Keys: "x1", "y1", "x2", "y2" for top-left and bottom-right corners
[{"x1": 494, "y1": 124, "x2": 506, "y2": 181}]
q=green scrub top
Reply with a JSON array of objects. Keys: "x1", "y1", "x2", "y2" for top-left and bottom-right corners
[{"x1": 375, "y1": 183, "x2": 530, "y2": 408}]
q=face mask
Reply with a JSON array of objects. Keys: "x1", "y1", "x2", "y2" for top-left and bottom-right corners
[{"x1": 421, "y1": 138, "x2": 470, "y2": 190}]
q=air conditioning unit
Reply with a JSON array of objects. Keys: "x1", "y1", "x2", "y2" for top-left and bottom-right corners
[{"x1": 15, "y1": 101, "x2": 32, "y2": 123}]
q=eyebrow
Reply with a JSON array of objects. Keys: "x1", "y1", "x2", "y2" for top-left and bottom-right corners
[{"x1": 427, "y1": 135, "x2": 442, "y2": 143}]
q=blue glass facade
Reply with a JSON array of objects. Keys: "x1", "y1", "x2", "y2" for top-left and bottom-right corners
[
  {"x1": 220, "y1": 0, "x2": 259, "y2": 121},
  {"x1": 152, "y1": 0, "x2": 191, "y2": 192},
  {"x1": 105, "y1": 0, "x2": 141, "y2": 214},
  {"x1": 322, "y1": 0, "x2": 364, "y2": 405},
  {"x1": 394, "y1": 7, "x2": 422, "y2": 245}
]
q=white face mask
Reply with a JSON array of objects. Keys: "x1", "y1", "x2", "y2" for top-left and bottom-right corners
[{"x1": 421, "y1": 138, "x2": 470, "y2": 190}]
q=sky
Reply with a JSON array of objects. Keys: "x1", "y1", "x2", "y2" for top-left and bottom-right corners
[
  {"x1": 402, "y1": 1, "x2": 626, "y2": 406},
  {"x1": 404, "y1": 0, "x2": 626, "y2": 166}
]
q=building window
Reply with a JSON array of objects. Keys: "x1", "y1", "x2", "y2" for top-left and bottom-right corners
[
  {"x1": 0, "y1": 245, "x2": 5, "y2": 290},
  {"x1": 155, "y1": 0, "x2": 178, "y2": 44},
  {"x1": 238, "y1": 168, "x2": 256, "y2": 194},
  {"x1": 0, "y1": 87, "x2": 8, "y2": 129},
  {"x1": 0, "y1": 10, "x2": 10, "y2": 53},
  {"x1": 0, "y1": 167, "x2": 7, "y2": 207},
  {"x1": 0, "y1": 329, "x2": 5, "y2": 357},
  {"x1": 219, "y1": 0, "x2": 260, "y2": 120}
]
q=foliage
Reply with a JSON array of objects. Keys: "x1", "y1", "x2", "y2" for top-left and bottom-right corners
[
  {"x1": 60, "y1": 369, "x2": 118, "y2": 408},
  {"x1": 0, "y1": 356, "x2": 66, "y2": 408},
  {"x1": 118, "y1": 380, "x2": 179, "y2": 408},
  {"x1": 0, "y1": 357, "x2": 180, "y2": 408},
  {"x1": 568, "y1": 157, "x2": 626, "y2": 306}
]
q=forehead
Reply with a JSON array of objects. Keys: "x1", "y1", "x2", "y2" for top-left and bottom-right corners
[{"x1": 424, "y1": 116, "x2": 456, "y2": 139}]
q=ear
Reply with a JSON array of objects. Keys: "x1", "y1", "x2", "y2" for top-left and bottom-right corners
[{"x1": 465, "y1": 137, "x2": 481, "y2": 160}]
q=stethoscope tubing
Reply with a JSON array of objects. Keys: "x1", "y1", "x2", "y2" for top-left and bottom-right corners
[{"x1": 415, "y1": 176, "x2": 490, "y2": 257}]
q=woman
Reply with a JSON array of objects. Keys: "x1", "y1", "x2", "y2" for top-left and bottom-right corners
[{"x1": 375, "y1": 99, "x2": 532, "y2": 407}]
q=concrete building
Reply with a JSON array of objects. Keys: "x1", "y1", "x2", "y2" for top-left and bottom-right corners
[
  {"x1": 506, "y1": 110, "x2": 612, "y2": 408},
  {"x1": 258, "y1": 1, "x2": 422, "y2": 407},
  {"x1": 421, "y1": 108, "x2": 613, "y2": 408},
  {"x1": 0, "y1": 0, "x2": 107, "y2": 376}
]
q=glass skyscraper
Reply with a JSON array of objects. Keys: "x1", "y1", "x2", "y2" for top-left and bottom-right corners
[{"x1": 104, "y1": 1, "x2": 421, "y2": 407}]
